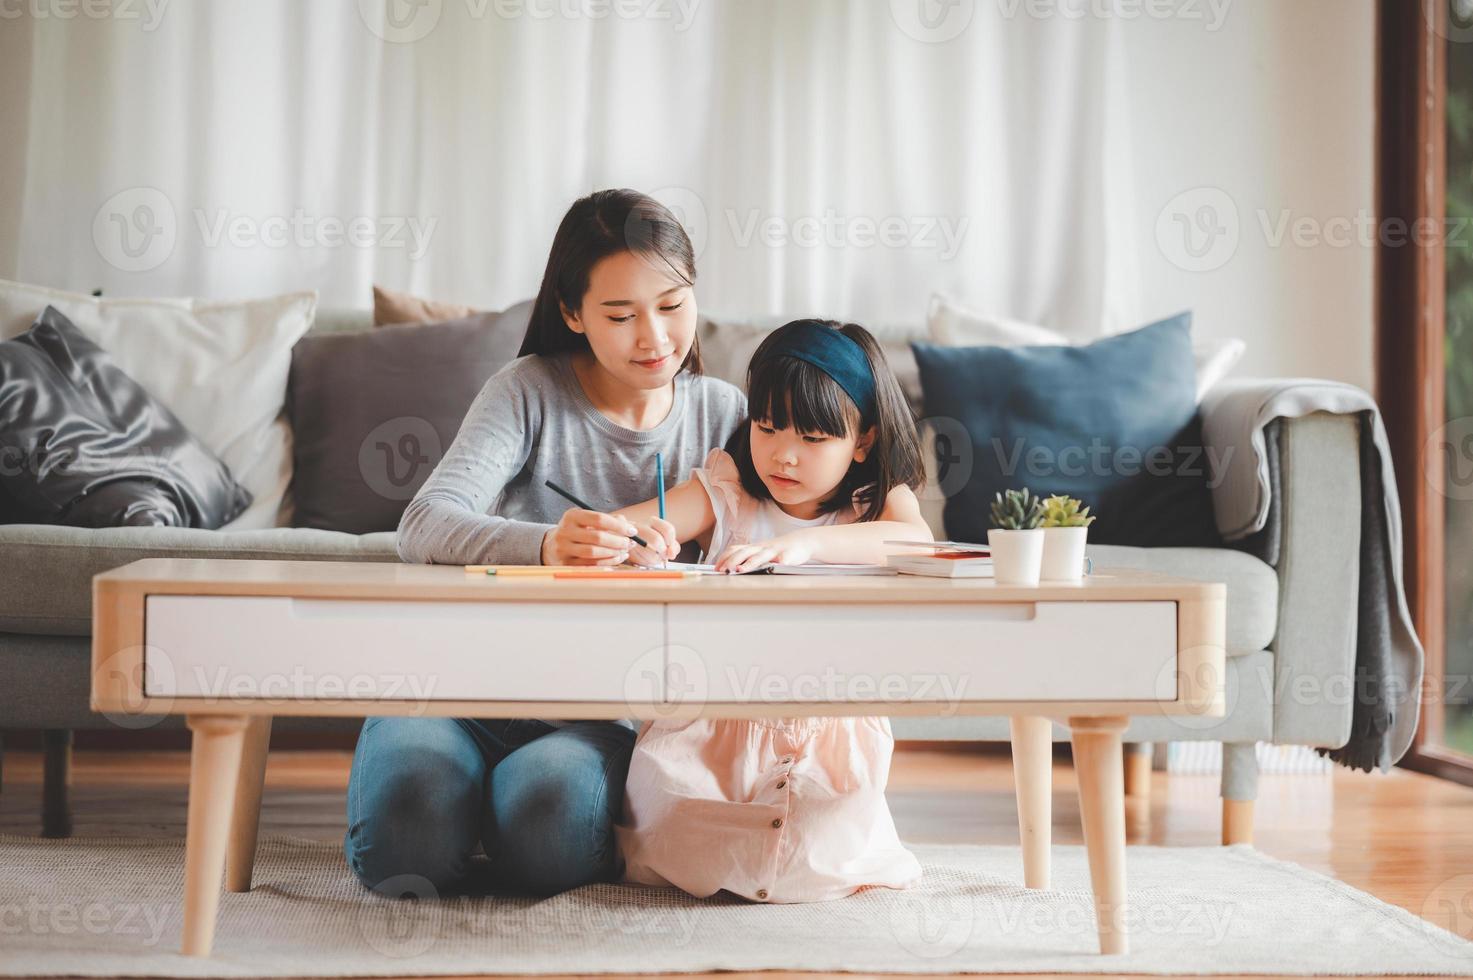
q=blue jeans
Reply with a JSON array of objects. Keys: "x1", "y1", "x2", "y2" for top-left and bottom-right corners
[{"x1": 344, "y1": 716, "x2": 636, "y2": 895}]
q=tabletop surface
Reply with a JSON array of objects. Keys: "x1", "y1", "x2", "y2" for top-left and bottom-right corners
[{"x1": 94, "y1": 558, "x2": 1225, "y2": 604}]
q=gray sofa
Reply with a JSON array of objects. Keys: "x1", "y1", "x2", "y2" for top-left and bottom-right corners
[{"x1": 0, "y1": 307, "x2": 1364, "y2": 846}]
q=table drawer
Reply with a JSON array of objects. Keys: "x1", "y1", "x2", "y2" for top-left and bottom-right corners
[
  {"x1": 664, "y1": 601, "x2": 1177, "y2": 703},
  {"x1": 143, "y1": 596, "x2": 664, "y2": 702}
]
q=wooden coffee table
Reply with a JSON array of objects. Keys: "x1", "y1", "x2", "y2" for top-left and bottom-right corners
[{"x1": 91, "y1": 559, "x2": 1224, "y2": 958}]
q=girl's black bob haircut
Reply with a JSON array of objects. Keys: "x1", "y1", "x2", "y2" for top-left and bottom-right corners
[
  {"x1": 724, "y1": 319, "x2": 924, "y2": 523},
  {"x1": 518, "y1": 188, "x2": 704, "y2": 374}
]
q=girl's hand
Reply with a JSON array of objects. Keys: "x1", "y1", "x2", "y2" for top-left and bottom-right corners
[
  {"x1": 624, "y1": 515, "x2": 681, "y2": 567},
  {"x1": 541, "y1": 509, "x2": 639, "y2": 566},
  {"x1": 714, "y1": 533, "x2": 815, "y2": 574}
]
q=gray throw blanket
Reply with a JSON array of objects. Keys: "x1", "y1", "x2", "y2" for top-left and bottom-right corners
[{"x1": 1200, "y1": 379, "x2": 1425, "y2": 772}]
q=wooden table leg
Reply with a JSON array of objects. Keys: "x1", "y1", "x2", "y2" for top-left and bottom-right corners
[
  {"x1": 182, "y1": 714, "x2": 249, "y2": 957},
  {"x1": 226, "y1": 715, "x2": 272, "y2": 893},
  {"x1": 1009, "y1": 715, "x2": 1052, "y2": 889},
  {"x1": 1069, "y1": 715, "x2": 1129, "y2": 956}
]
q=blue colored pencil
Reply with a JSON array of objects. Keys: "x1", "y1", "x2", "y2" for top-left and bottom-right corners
[{"x1": 656, "y1": 452, "x2": 666, "y2": 520}]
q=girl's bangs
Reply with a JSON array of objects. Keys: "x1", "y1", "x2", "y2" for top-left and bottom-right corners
[{"x1": 747, "y1": 355, "x2": 856, "y2": 437}]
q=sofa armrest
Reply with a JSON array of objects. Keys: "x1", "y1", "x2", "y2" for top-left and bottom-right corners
[
  {"x1": 1200, "y1": 386, "x2": 1363, "y2": 748},
  {"x1": 0, "y1": 524, "x2": 400, "y2": 637}
]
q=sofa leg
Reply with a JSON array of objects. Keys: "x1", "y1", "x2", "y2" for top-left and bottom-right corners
[
  {"x1": 1220, "y1": 741, "x2": 1259, "y2": 846},
  {"x1": 1124, "y1": 742, "x2": 1152, "y2": 798},
  {"x1": 42, "y1": 729, "x2": 74, "y2": 839}
]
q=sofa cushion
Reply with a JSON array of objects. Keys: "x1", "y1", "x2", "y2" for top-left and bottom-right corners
[
  {"x1": 0, "y1": 524, "x2": 398, "y2": 636},
  {"x1": 287, "y1": 303, "x2": 531, "y2": 534},
  {"x1": 1086, "y1": 544, "x2": 1278, "y2": 654},
  {"x1": 927, "y1": 293, "x2": 1246, "y2": 403},
  {"x1": 912, "y1": 315, "x2": 1222, "y2": 548},
  {"x1": 373, "y1": 284, "x2": 482, "y2": 326},
  {"x1": 0, "y1": 307, "x2": 252, "y2": 529},
  {"x1": 0, "y1": 277, "x2": 315, "y2": 532}
]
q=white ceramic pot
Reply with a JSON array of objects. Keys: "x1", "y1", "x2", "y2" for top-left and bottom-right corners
[
  {"x1": 986, "y1": 528, "x2": 1045, "y2": 586},
  {"x1": 1040, "y1": 526, "x2": 1089, "y2": 582}
]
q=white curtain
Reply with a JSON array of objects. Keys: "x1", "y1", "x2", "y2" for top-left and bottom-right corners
[{"x1": 8, "y1": 0, "x2": 1141, "y2": 335}]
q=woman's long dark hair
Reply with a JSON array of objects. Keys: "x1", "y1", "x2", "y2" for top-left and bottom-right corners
[
  {"x1": 725, "y1": 320, "x2": 923, "y2": 523},
  {"x1": 518, "y1": 188, "x2": 704, "y2": 374}
]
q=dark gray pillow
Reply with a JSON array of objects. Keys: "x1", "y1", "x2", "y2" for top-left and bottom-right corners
[
  {"x1": 0, "y1": 306, "x2": 252, "y2": 528},
  {"x1": 287, "y1": 304, "x2": 530, "y2": 534}
]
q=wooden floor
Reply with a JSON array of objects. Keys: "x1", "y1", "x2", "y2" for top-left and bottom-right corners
[{"x1": 3, "y1": 743, "x2": 1472, "y2": 979}]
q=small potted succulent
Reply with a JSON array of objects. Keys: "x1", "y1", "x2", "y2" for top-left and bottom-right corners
[
  {"x1": 988, "y1": 488, "x2": 1045, "y2": 585},
  {"x1": 1039, "y1": 494, "x2": 1096, "y2": 582}
]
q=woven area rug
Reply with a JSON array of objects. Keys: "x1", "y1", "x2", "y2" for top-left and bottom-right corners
[{"x1": 4, "y1": 834, "x2": 1473, "y2": 976}]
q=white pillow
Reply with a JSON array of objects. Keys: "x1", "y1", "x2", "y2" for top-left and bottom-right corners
[
  {"x1": 0, "y1": 279, "x2": 316, "y2": 529},
  {"x1": 927, "y1": 294, "x2": 1245, "y2": 403}
]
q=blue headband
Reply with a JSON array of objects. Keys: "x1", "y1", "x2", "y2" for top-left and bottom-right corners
[{"x1": 760, "y1": 320, "x2": 877, "y2": 422}]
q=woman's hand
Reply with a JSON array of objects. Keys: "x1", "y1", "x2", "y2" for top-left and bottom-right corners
[
  {"x1": 713, "y1": 532, "x2": 815, "y2": 574},
  {"x1": 623, "y1": 515, "x2": 682, "y2": 567},
  {"x1": 540, "y1": 509, "x2": 640, "y2": 566}
]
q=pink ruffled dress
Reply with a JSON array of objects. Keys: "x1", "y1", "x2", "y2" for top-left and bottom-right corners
[{"x1": 615, "y1": 449, "x2": 922, "y2": 903}]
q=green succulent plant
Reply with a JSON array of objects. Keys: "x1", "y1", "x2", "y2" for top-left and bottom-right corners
[
  {"x1": 1039, "y1": 494, "x2": 1096, "y2": 528},
  {"x1": 989, "y1": 488, "x2": 1044, "y2": 531}
]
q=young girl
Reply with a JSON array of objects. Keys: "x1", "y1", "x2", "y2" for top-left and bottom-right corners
[{"x1": 611, "y1": 318, "x2": 934, "y2": 903}]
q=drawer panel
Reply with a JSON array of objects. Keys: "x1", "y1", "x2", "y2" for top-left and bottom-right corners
[
  {"x1": 664, "y1": 601, "x2": 1177, "y2": 703},
  {"x1": 144, "y1": 596, "x2": 664, "y2": 702}
]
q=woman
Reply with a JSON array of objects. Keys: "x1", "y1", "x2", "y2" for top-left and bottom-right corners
[{"x1": 345, "y1": 189, "x2": 747, "y2": 895}]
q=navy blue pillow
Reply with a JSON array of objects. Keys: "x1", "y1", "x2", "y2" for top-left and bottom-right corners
[{"x1": 912, "y1": 314, "x2": 1220, "y2": 548}]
